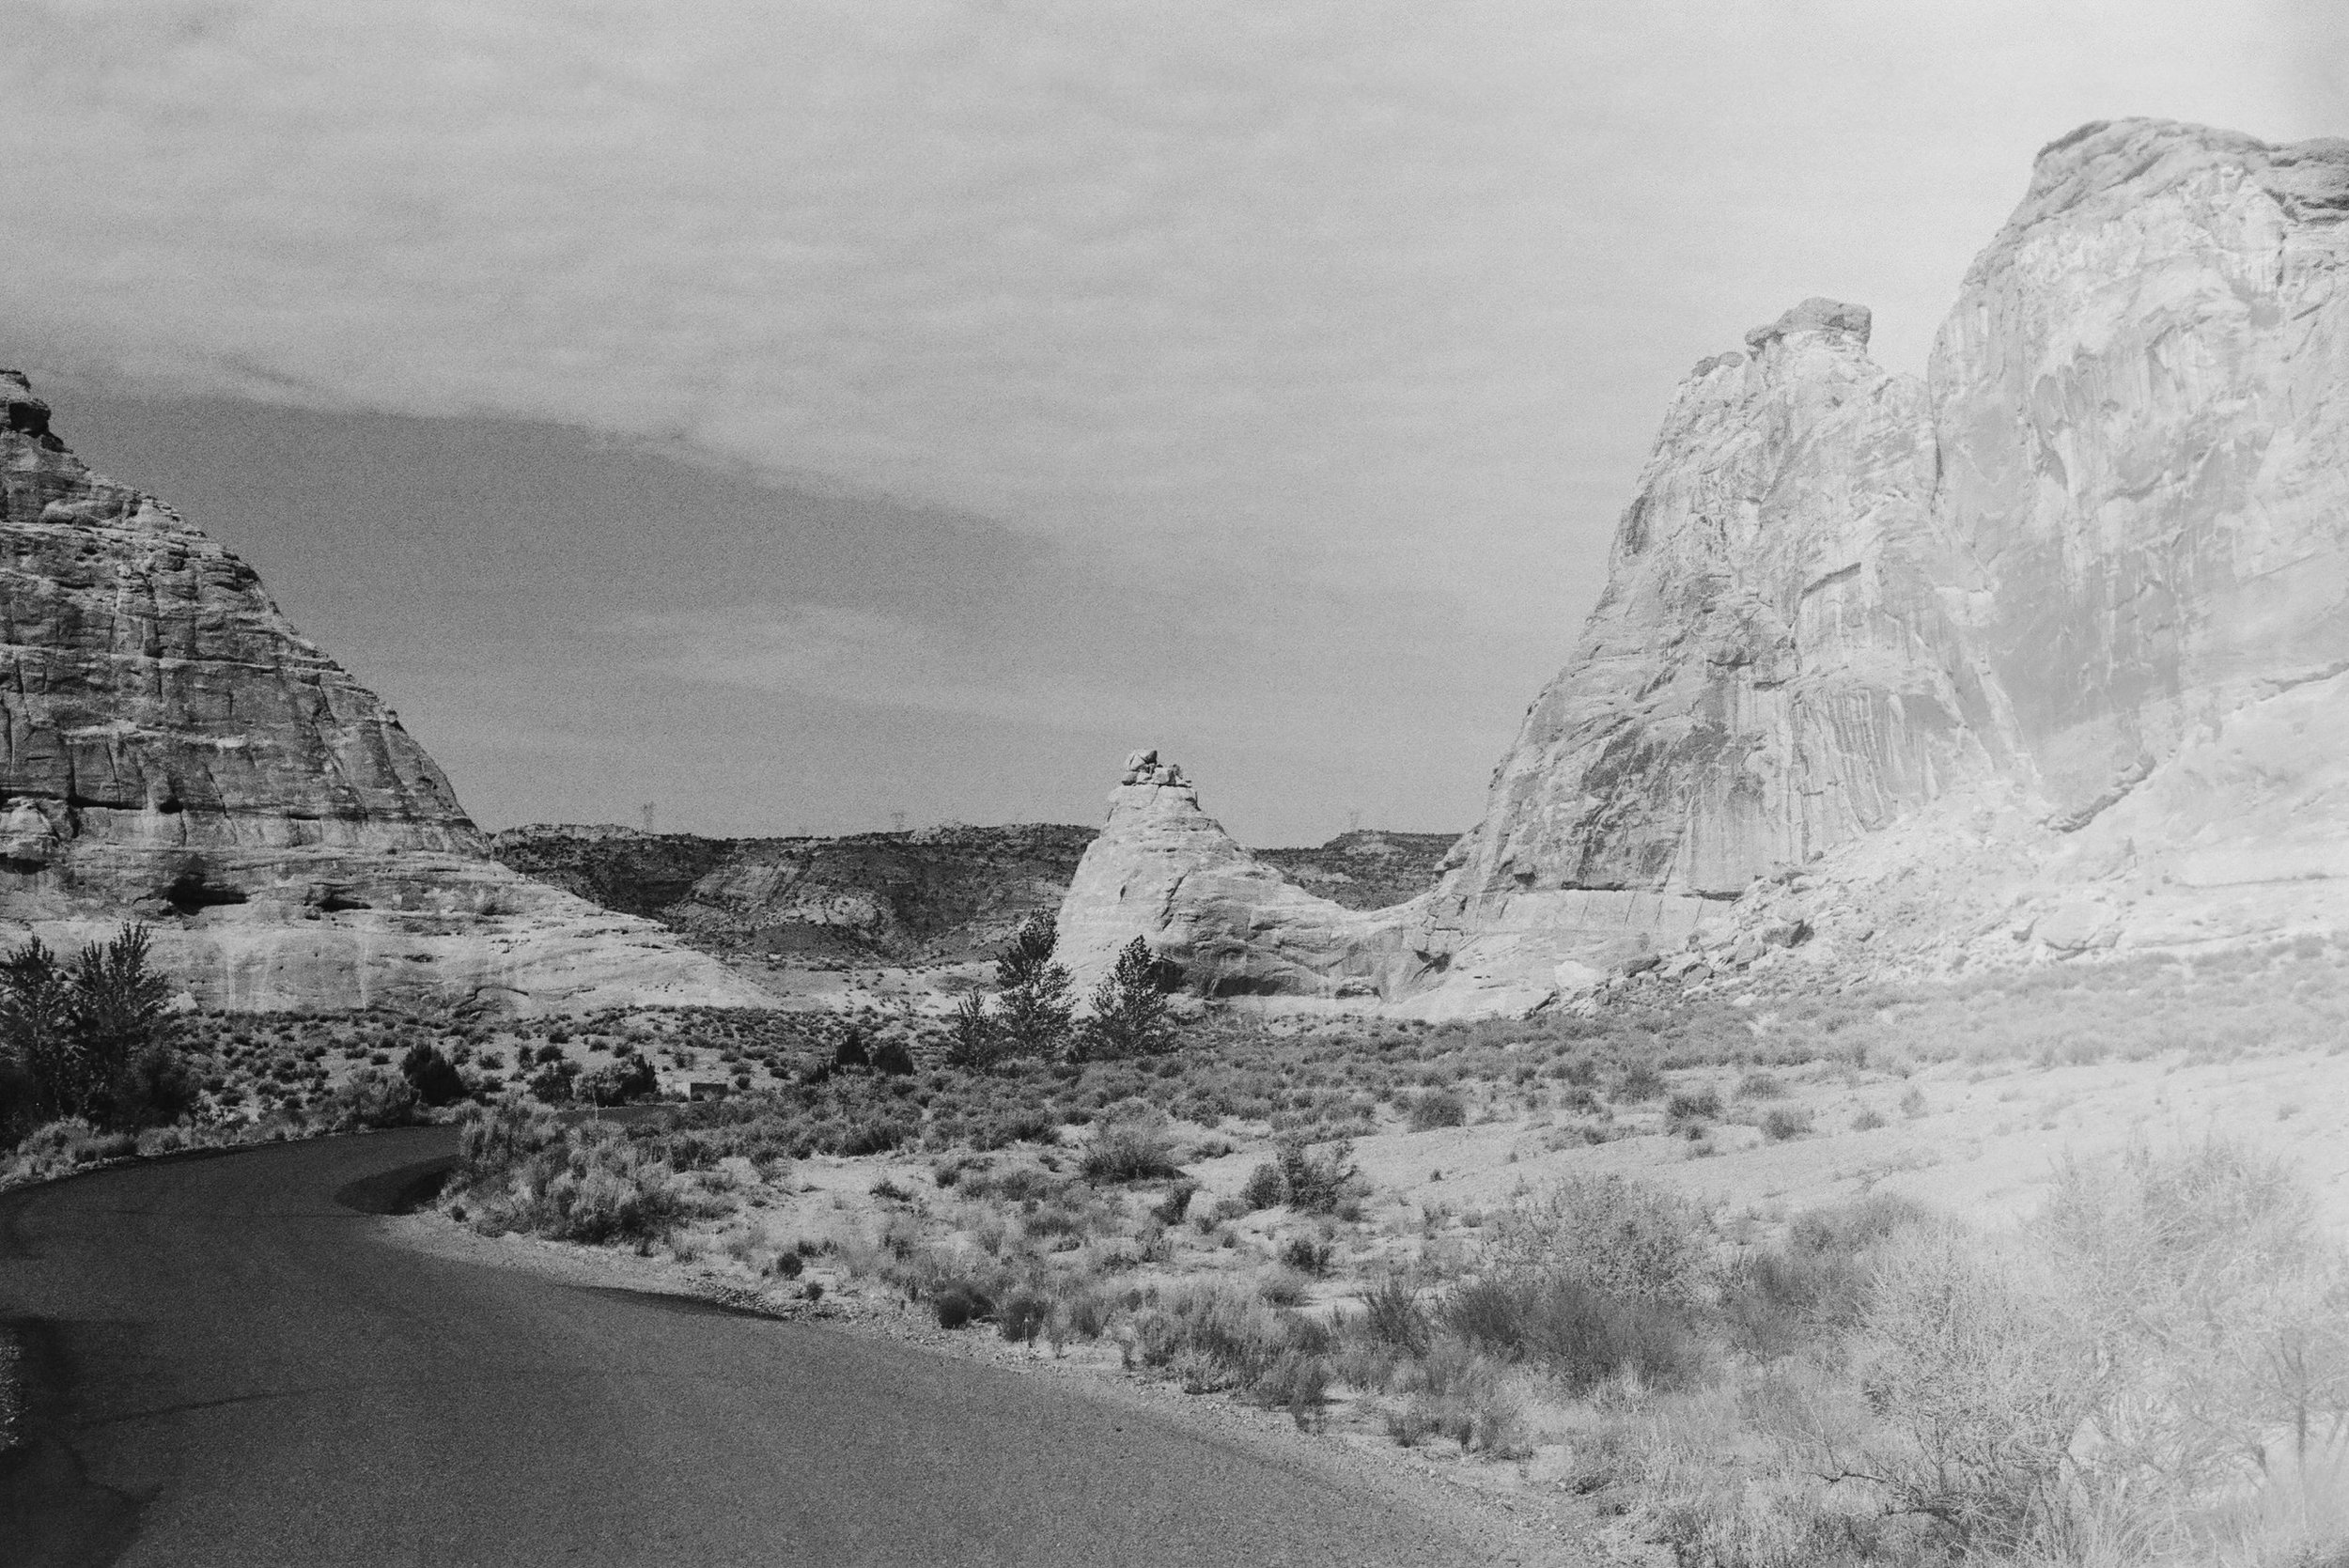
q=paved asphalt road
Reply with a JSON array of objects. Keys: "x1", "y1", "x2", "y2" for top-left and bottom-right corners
[{"x1": 1, "y1": 1129, "x2": 1483, "y2": 1567}]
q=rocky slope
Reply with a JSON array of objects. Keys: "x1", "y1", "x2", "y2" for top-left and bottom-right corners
[
  {"x1": 494, "y1": 815, "x2": 1456, "y2": 971},
  {"x1": 1060, "y1": 118, "x2": 2349, "y2": 1012},
  {"x1": 0, "y1": 374, "x2": 767, "y2": 1014},
  {"x1": 1257, "y1": 831, "x2": 1457, "y2": 911},
  {"x1": 491, "y1": 823, "x2": 1097, "y2": 966}
]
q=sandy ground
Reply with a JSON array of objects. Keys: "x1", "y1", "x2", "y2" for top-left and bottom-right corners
[{"x1": 380, "y1": 1032, "x2": 2349, "y2": 1565}]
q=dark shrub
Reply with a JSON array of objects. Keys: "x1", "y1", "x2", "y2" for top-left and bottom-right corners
[
  {"x1": 870, "y1": 1037, "x2": 916, "y2": 1076},
  {"x1": 400, "y1": 1044, "x2": 469, "y2": 1108},
  {"x1": 1280, "y1": 1234, "x2": 1333, "y2": 1276},
  {"x1": 580, "y1": 1055, "x2": 658, "y2": 1106},
  {"x1": 527, "y1": 1059, "x2": 578, "y2": 1104},
  {"x1": 1151, "y1": 1182, "x2": 1198, "y2": 1225},
  {"x1": 115, "y1": 1043, "x2": 203, "y2": 1126},
  {"x1": 998, "y1": 1288, "x2": 1050, "y2": 1343},
  {"x1": 931, "y1": 1281, "x2": 992, "y2": 1330},
  {"x1": 1408, "y1": 1089, "x2": 1468, "y2": 1132},
  {"x1": 1761, "y1": 1104, "x2": 1813, "y2": 1142},
  {"x1": 834, "y1": 1028, "x2": 871, "y2": 1071},
  {"x1": 772, "y1": 1250, "x2": 804, "y2": 1280}
]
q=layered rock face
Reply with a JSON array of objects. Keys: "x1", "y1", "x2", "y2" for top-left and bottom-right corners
[
  {"x1": 1066, "y1": 119, "x2": 2349, "y2": 1008},
  {"x1": 0, "y1": 375, "x2": 768, "y2": 1013},
  {"x1": 1929, "y1": 121, "x2": 2349, "y2": 825},
  {"x1": 1441, "y1": 298, "x2": 2013, "y2": 913}
]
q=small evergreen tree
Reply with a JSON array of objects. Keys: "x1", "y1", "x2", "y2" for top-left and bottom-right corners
[
  {"x1": 943, "y1": 989, "x2": 1002, "y2": 1072},
  {"x1": 0, "y1": 935, "x2": 77, "y2": 1121},
  {"x1": 1078, "y1": 937, "x2": 1179, "y2": 1061},
  {"x1": 70, "y1": 924, "x2": 174, "y2": 1115},
  {"x1": 992, "y1": 912, "x2": 1073, "y2": 1060}
]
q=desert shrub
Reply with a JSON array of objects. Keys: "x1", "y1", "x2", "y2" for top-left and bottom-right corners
[
  {"x1": 1240, "y1": 1160, "x2": 1286, "y2": 1211},
  {"x1": 1665, "y1": 1087, "x2": 1721, "y2": 1126},
  {"x1": 1149, "y1": 1181, "x2": 1197, "y2": 1225},
  {"x1": 1275, "y1": 1138, "x2": 1356, "y2": 1215},
  {"x1": 1358, "y1": 1275, "x2": 1430, "y2": 1355},
  {"x1": 1407, "y1": 1088, "x2": 1467, "y2": 1131},
  {"x1": 1614, "y1": 1060, "x2": 1666, "y2": 1101},
  {"x1": 1444, "y1": 1272, "x2": 1703, "y2": 1394},
  {"x1": 931, "y1": 1280, "x2": 992, "y2": 1329},
  {"x1": 527, "y1": 1058, "x2": 578, "y2": 1104},
  {"x1": 833, "y1": 1028, "x2": 871, "y2": 1071},
  {"x1": 319, "y1": 1066, "x2": 420, "y2": 1131},
  {"x1": 1079, "y1": 1121, "x2": 1181, "y2": 1184},
  {"x1": 578, "y1": 1055, "x2": 657, "y2": 1106},
  {"x1": 2038, "y1": 1141, "x2": 2349, "y2": 1522},
  {"x1": 1721, "y1": 1193, "x2": 1929, "y2": 1359},
  {"x1": 870, "y1": 1037, "x2": 916, "y2": 1076},
  {"x1": 1760, "y1": 1104, "x2": 1812, "y2": 1142},
  {"x1": 1845, "y1": 1223, "x2": 2097, "y2": 1559},
  {"x1": 399, "y1": 1043, "x2": 468, "y2": 1108},
  {"x1": 1280, "y1": 1234, "x2": 1333, "y2": 1276},
  {"x1": 998, "y1": 1287, "x2": 1050, "y2": 1343},
  {"x1": 1387, "y1": 1342, "x2": 1525, "y2": 1454},
  {"x1": 771, "y1": 1250, "x2": 804, "y2": 1280},
  {"x1": 1485, "y1": 1173, "x2": 1714, "y2": 1308}
]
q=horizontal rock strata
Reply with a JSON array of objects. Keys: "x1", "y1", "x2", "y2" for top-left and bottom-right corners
[{"x1": 0, "y1": 373, "x2": 768, "y2": 1013}]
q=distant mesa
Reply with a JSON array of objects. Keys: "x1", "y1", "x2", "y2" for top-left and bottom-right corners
[
  {"x1": 1057, "y1": 119, "x2": 2349, "y2": 1015},
  {"x1": 0, "y1": 371, "x2": 766, "y2": 1014}
]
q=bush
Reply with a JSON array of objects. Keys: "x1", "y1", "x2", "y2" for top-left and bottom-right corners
[
  {"x1": 1358, "y1": 1276, "x2": 1429, "y2": 1355},
  {"x1": 1443, "y1": 1272, "x2": 1703, "y2": 1394},
  {"x1": 1280, "y1": 1234, "x2": 1333, "y2": 1276},
  {"x1": 1485, "y1": 1173, "x2": 1712, "y2": 1307},
  {"x1": 1407, "y1": 1089, "x2": 1467, "y2": 1131},
  {"x1": 1760, "y1": 1105, "x2": 1812, "y2": 1142},
  {"x1": 943, "y1": 991, "x2": 1003, "y2": 1072},
  {"x1": 1240, "y1": 1160, "x2": 1286, "y2": 1211},
  {"x1": 320, "y1": 1066, "x2": 419, "y2": 1131},
  {"x1": 833, "y1": 1029, "x2": 871, "y2": 1071},
  {"x1": 931, "y1": 1281, "x2": 992, "y2": 1329},
  {"x1": 870, "y1": 1037, "x2": 915, "y2": 1076},
  {"x1": 1150, "y1": 1181, "x2": 1198, "y2": 1225},
  {"x1": 1614, "y1": 1060, "x2": 1666, "y2": 1101},
  {"x1": 1079, "y1": 1122, "x2": 1181, "y2": 1184},
  {"x1": 400, "y1": 1044, "x2": 468, "y2": 1108},
  {"x1": 998, "y1": 1288, "x2": 1050, "y2": 1343},
  {"x1": 579, "y1": 1055, "x2": 658, "y2": 1106},
  {"x1": 1275, "y1": 1138, "x2": 1356, "y2": 1215}
]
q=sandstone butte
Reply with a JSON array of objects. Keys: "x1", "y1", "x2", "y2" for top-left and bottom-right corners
[
  {"x1": 1058, "y1": 118, "x2": 2349, "y2": 1018},
  {"x1": 0, "y1": 372, "x2": 770, "y2": 1014}
]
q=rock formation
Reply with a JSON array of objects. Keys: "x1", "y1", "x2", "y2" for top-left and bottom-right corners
[
  {"x1": 1057, "y1": 752, "x2": 1424, "y2": 1003},
  {"x1": 0, "y1": 372, "x2": 769, "y2": 1013},
  {"x1": 1062, "y1": 119, "x2": 2349, "y2": 1010}
]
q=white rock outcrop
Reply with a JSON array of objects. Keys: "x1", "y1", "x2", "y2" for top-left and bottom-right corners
[{"x1": 1061, "y1": 119, "x2": 2349, "y2": 1007}]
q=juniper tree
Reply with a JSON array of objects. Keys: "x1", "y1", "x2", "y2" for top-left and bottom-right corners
[
  {"x1": 1077, "y1": 937, "x2": 1179, "y2": 1061},
  {"x1": 992, "y1": 911, "x2": 1073, "y2": 1061}
]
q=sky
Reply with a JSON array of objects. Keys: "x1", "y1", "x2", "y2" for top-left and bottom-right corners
[{"x1": 2, "y1": 1, "x2": 2342, "y2": 844}]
